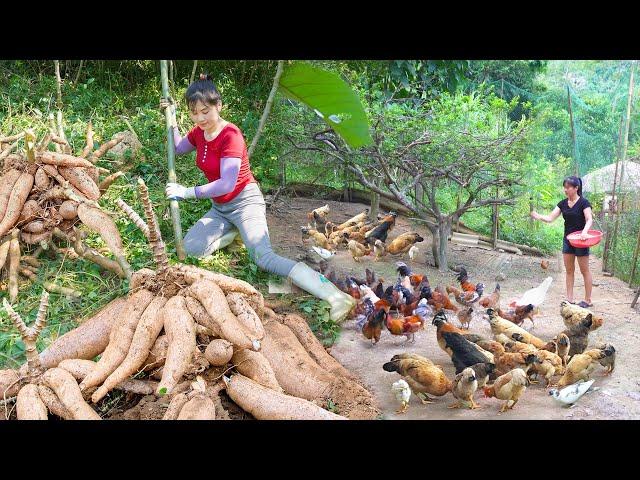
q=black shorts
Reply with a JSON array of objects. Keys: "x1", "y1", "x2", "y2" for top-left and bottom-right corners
[{"x1": 562, "y1": 238, "x2": 590, "y2": 256}]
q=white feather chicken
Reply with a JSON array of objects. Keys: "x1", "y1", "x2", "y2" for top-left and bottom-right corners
[
  {"x1": 408, "y1": 245, "x2": 419, "y2": 262},
  {"x1": 391, "y1": 379, "x2": 412, "y2": 414},
  {"x1": 509, "y1": 276, "x2": 553, "y2": 309},
  {"x1": 311, "y1": 246, "x2": 335, "y2": 260}
]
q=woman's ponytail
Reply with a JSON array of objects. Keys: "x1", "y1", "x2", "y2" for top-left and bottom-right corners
[{"x1": 577, "y1": 177, "x2": 583, "y2": 196}]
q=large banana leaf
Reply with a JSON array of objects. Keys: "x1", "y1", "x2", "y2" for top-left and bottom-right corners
[{"x1": 279, "y1": 62, "x2": 373, "y2": 149}]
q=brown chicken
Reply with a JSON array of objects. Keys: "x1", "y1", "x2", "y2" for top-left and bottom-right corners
[
  {"x1": 540, "y1": 259, "x2": 549, "y2": 270},
  {"x1": 301, "y1": 226, "x2": 330, "y2": 249},
  {"x1": 556, "y1": 333, "x2": 571, "y2": 367},
  {"x1": 364, "y1": 212, "x2": 397, "y2": 246},
  {"x1": 557, "y1": 348, "x2": 612, "y2": 387},
  {"x1": 348, "y1": 240, "x2": 370, "y2": 262},
  {"x1": 324, "y1": 221, "x2": 335, "y2": 238},
  {"x1": 385, "y1": 313, "x2": 424, "y2": 343},
  {"x1": 447, "y1": 285, "x2": 483, "y2": 307},
  {"x1": 561, "y1": 316, "x2": 595, "y2": 356},
  {"x1": 456, "y1": 267, "x2": 477, "y2": 293},
  {"x1": 497, "y1": 304, "x2": 535, "y2": 328},
  {"x1": 483, "y1": 368, "x2": 530, "y2": 413},
  {"x1": 494, "y1": 351, "x2": 541, "y2": 377},
  {"x1": 373, "y1": 239, "x2": 386, "y2": 262},
  {"x1": 432, "y1": 311, "x2": 487, "y2": 356},
  {"x1": 383, "y1": 353, "x2": 452, "y2": 403},
  {"x1": 559, "y1": 301, "x2": 604, "y2": 331},
  {"x1": 426, "y1": 287, "x2": 459, "y2": 313},
  {"x1": 503, "y1": 338, "x2": 538, "y2": 355},
  {"x1": 336, "y1": 211, "x2": 368, "y2": 231},
  {"x1": 386, "y1": 232, "x2": 424, "y2": 256},
  {"x1": 457, "y1": 307, "x2": 474, "y2": 330},
  {"x1": 449, "y1": 367, "x2": 480, "y2": 409},
  {"x1": 478, "y1": 283, "x2": 501, "y2": 309},
  {"x1": 362, "y1": 308, "x2": 387, "y2": 345},
  {"x1": 593, "y1": 342, "x2": 616, "y2": 375},
  {"x1": 530, "y1": 349, "x2": 565, "y2": 387},
  {"x1": 307, "y1": 204, "x2": 330, "y2": 229},
  {"x1": 344, "y1": 231, "x2": 368, "y2": 245}
]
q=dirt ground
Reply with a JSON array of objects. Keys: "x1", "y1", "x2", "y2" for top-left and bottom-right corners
[{"x1": 265, "y1": 195, "x2": 640, "y2": 420}]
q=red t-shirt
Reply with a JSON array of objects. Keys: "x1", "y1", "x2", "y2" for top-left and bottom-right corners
[{"x1": 187, "y1": 123, "x2": 256, "y2": 204}]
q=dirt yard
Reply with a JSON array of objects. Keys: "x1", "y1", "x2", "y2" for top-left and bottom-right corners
[{"x1": 265, "y1": 195, "x2": 640, "y2": 420}]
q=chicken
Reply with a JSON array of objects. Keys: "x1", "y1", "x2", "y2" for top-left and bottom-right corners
[
  {"x1": 530, "y1": 349, "x2": 565, "y2": 387},
  {"x1": 441, "y1": 330, "x2": 493, "y2": 374},
  {"x1": 474, "y1": 340, "x2": 505, "y2": 360},
  {"x1": 396, "y1": 263, "x2": 429, "y2": 291},
  {"x1": 391, "y1": 379, "x2": 412, "y2": 414},
  {"x1": 494, "y1": 351, "x2": 541, "y2": 377},
  {"x1": 556, "y1": 333, "x2": 571, "y2": 367},
  {"x1": 348, "y1": 240, "x2": 370, "y2": 262},
  {"x1": 549, "y1": 379, "x2": 595, "y2": 407},
  {"x1": 593, "y1": 342, "x2": 616, "y2": 375},
  {"x1": 385, "y1": 313, "x2": 424, "y2": 343},
  {"x1": 358, "y1": 285, "x2": 380, "y2": 304},
  {"x1": 478, "y1": 283, "x2": 501, "y2": 309},
  {"x1": 447, "y1": 284, "x2": 484, "y2": 307},
  {"x1": 307, "y1": 204, "x2": 330, "y2": 230},
  {"x1": 449, "y1": 367, "x2": 480, "y2": 409},
  {"x1": 432, "y1": 311, "x2": 487, "y2": 356},
  {"x1": 469, "y1": 362, "x2": 496, "y2": 389},
  {"x1": 560, "y1": 316, "x2": 595, "y2": 356},
  {"x1": 456, "y1": 267, "x2": 477, "y2": 293},
  {"x1": 413, "y1": 298, "x2": 433, "y2": 320},
  {"x1": 503, "y1": 337, "x2": 538, "y2": 355},
  {"x1": 496, "y1": 304, "x2": 535, "y2": 328},
  {"x1": 300, "y1": 226, "x2": 330, "y2": 249},
  {"x1": 364, "y1": 212, "x2": 397, "y2": 246},
  {"x1": 485, "y1": 308, "x2": 546, "y2": 349},
  {"x1": 557, "y1": 348, "x2": 611, "y2": 387},
  {"x1": 457, "y1": 307, "x2": 474, "y2": 330},
  {"x1": 383, "y1": 353, "x2": 452, "y2": 404},
  {"x1": 408, "y1": 245, "x2": 419, "y2": 262},
  {"x1": 483, "y1": 368, "x2": 530, "y2": 413},
  {"x1": 425, "y1": 286, "x2": 459, "y2": 313},
  {"x1": 386, "y1": 232, "x2": 424, "y2": 256},
  {"x1": 559, "y1": 301, "x2": 604, "y2": 331},
  {"x1": 311, "y1": 246, "x2": 335, "y2": 261},
  {"x1": 510, "y1": 276, "x2": 553, "y2": 309},
  {"x1": 344, "y1": 231, "x2": 369, "y2": 245},
  {"x1": 364, "y1": 268, "x2": 377, "y2": 288},
  {"x1": 324, "y1": 221, "x2": 335, "y2": 238},
  {"x1": 373, "y1": 278, "x2": 385, "y2": 299},
  {"x1": 354, "y1": 298, "x2": 375, "y2": 331},
  {"x1": 361, "y1": 308, "x2": 387, "y2": 345},
  {"x1": 540, "y1": 259, "x2": 549, "y2": 270},
  {"x1": 336, "y1": 210, "x2": 368, "y2": 231}
]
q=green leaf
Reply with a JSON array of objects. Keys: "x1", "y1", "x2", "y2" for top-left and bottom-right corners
[
  {"x1": 278, "y1": 62, "x2": 373, "y2": 149},
  {"x1": 158, "y1": 387, "x2": 167, "y2": 396}
]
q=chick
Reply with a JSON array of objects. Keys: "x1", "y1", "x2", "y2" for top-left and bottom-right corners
[
  {"x1": 469, "y1": 362, "x2": 495, "y2": 389},
  {"x1": 408, "y1": 245, "x2": 419, "y2": 262},
  {"x1": 300, "y1": 226, "x2": 330, "y2": 249},
  {"x1": 373, "y1": 239, "x2": 386, "y2": 262},
  {"x1": 449, "y1": 367, "x2": 480, "y2": 409},
  {"x1": 483, "y1": 368, "x2": 530, "y2": 413},
  {"x1": 541, "y1": 260, "x2": 549, "y2": 270},
  {"x1": 391, "y1": 379, "x2": 412, "y2": 414},
  {"x1": 531, "y1": 349, "x2": 565, "y2": 387},
  {"x1": 556, "y1": 333, "x2": 571, "y2": 367},
  {"x1": 457, "y1": 306, "x2": 474, "y2": 330},
  {"x1": 593, "y1": 342, "x2": 616, "y2": 375},
  {"x1": 348, "y1": 240, "x2": 370, "y2": 262}
]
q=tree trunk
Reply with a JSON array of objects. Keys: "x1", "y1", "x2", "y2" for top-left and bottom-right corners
[
  {"x1": 370, "y1": 191, "x2": 380, "y2": 221},
  {"x1": 436, "y1": 218, "x2": 451, "y2": 272}
]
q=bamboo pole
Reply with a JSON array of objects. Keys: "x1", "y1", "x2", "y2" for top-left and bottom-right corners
[
  {"x1": 603, "y1": 115, "x2": 625, "y2": 272},
  {"x1": 630, "y1": 223, "x2": 640, "y2": 287},
  {"x1": 567, "y1": 85, "x2": 579, "y2": 176},
  {"x1": 190, "y1": 60, "x2": 198, "y2": 84},
  {"x1": 248, "y1": 60, "x2": 284, "y2": 159},
  {"x1": 160, "y1": 60, "x2": 186, "y2": 260},
  {"x1": 609, "y1": 61, "x2": 636, "y2": 275}
]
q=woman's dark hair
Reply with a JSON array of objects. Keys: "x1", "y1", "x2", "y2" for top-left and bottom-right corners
[
  {"x1": 563, "y1": 176, "x2": 583, "y2": 196},
  {"x1": 185, "y1": 73, "x2": 221, "y2": 109}
]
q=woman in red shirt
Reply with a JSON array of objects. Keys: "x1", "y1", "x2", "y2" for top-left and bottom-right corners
[{"x1": 162, "y1": 75, "x2": 354, "y2": 321}]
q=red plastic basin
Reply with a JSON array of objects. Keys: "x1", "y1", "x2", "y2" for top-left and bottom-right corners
[{"x1": 567, "y1": 229, "x2": 603, "y2": 248}]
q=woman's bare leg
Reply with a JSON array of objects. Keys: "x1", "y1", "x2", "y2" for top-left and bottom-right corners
[
  {"x1": 563, "y1": 253, "x2": 576, "y2": 302},
  {"x1": 576, "y1": 255, "x2": 592, "y2": 304}
]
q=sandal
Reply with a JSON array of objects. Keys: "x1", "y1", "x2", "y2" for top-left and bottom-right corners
[{"x1": 577, "y1": 301, "x2": 593, "y2": 308}]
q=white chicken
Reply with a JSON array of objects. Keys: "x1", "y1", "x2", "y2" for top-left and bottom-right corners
[
  {"x1": 408, "y1": 245, "x2": 419, "y2": 262},
  {"x1": 391, "y1": 379, "x2": 412, "y2": 414},
  {"x1": 311, "y1": 246, "x2": 335, "y2": 260},
  {"x1": 509, "y1": 276, "x2": 553, "y2": 309},
  {"x1": 548, "y1": 379, "x2": 595, "y2": 407}
]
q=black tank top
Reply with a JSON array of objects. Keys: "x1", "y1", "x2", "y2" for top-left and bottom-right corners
[{"x1": 557, "y1": 196, "x2": 591, "y2": 238}]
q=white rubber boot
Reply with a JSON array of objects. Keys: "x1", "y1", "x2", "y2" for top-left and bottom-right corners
[{"x1": 288, "y1": 261, "x2": 356, "y2": 322}]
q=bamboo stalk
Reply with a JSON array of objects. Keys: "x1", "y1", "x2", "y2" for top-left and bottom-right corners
[{"x1": 248, "y1": 60, "x2": 284, "y2": 158}]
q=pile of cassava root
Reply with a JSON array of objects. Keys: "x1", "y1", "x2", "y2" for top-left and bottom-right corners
[
  {"x1": 0, "y1": 178, "x2": 379, "y2": 420},
  {"x1": 0, "y1": 123, "x2": 133, "y2": 303}
]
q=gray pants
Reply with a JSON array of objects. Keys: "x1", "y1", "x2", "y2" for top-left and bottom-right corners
[{"x1": 183, "y1": 182, "x2": 297, "y2": 277}]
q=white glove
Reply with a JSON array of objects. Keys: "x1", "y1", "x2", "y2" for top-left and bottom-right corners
[{"x1": 166, "y1": 182, "x2": 196, "y2": 201}]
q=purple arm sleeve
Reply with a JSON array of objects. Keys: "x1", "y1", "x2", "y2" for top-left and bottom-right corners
[
  {"x1": 173, "y1": 127, "x2": 196, "y2": 155},
  {"x1": 194, "y1": 157, "x2": 241, "y2": 199}
]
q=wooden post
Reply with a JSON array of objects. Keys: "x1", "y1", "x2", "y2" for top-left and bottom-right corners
[
  {"x1": 629, "y1": 223, "x2": 640, "y2": 287},
  {"x1": 609, "y1": 61, "x2": 636, "y2": 275},
  {"x1": 160, "y1": 60, "x2": 186, "y2": 260},
  {"x1": 529, "y1": 196, "x2": 534, "y2": 230},
  {"x1": 492, "y1": 186, "x2": 499, "y2": 248},
  {"x1": 567, "y1": 85, "x2": 579, "y2": 176},
  {"x1": 632, "y1": 287, "x2": 640, "y2": 309}
]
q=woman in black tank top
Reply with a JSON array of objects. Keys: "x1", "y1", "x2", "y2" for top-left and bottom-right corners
[{"x1": 530, "y1": 176, "x2": 594, "y2": 308}]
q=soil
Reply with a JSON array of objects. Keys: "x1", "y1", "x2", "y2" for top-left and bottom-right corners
[{"x1": 264, "y1": 195, "x2": 640, "y2": 420}]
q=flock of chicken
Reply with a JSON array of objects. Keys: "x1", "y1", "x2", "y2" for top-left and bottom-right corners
[
  {"x1": 326, "y1": 261, "x2": 615, "y2": 414},
  {"x1": 301, "y1": 204, "x2": 423, "y2": 263}
]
